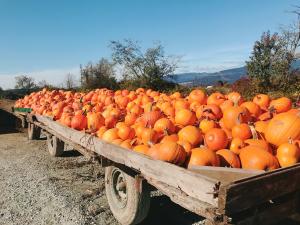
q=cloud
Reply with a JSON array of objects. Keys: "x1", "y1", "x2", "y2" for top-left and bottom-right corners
[{"x1": 0, "y1": 67, "x2": 81, "y2": 90}]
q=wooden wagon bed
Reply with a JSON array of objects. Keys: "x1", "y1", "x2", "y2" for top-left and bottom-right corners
[{"x1": 9, "y1": 111, "x2": 300, "y2": 225}]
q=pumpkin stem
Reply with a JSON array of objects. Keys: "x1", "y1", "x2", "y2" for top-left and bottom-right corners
[
  {"x1": 249, "y1": 124, "x2": 258, "y2": 140},
  {"x1": 232, "y1": 96, "x2": 240, "y2": 107},
  {"x1": 288, "y1": 137, "x2": 293, "y2": 145}
]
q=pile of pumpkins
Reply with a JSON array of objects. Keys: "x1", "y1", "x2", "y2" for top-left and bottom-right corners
[{"x1": 14, "y1": 88, "x2": 300, "y2": 171}]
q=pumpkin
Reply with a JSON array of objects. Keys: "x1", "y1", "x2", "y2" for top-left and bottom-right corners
[
  {"x1": 96, "y1": 126, "x2": 107, "y2": 138},
  {"x1": 175, "y1": 109, "x2": 196, "y2": 126},
  {"x1": 117, "y1": 125, "x2": 135, "y2": 140},
  {"x1": 120, "y1": 139, "x2": 133, "y2": 149},
  {"x1": 141, "y1": 128, "x2": 159, "y2": 145},
  {"x1": 207, "y1": 92, "x2": 226, "y2": 106},
  {"x1": 188, "y1": 147, "x2": 220, "y2": 167},
  {"x1": 133, "y1": 145, "x2": 149, "y2": 155},
  {"x1": 140, "y1": 110, "x2": 162, "y2": 128},
  {"x1": 216, "y1": 149, "x2": 241, "y2": 168},
  {"x1": 222, "y1": 104, "x2": 250, "y2": 130},
  {"x1": 188, "y1": 89, "x2": 207, "y2": 104},
  {"x1": 196, "y1": 104, "x2": 222, "y2": 120},
  {"x1": 269, "y1": 97, "x2": 292, "y2": 113},
  {"x1": 148, "y1": 141, "x2": 187, "y2": 165},
  {"x1": 204, "y1": 128, "x2": 228, "y2": 151},
  {"x1": 178, "y1": 125, "x2": 203, "y2": 147},
  {"x1": 244, "y1": 139, "x2": 273, "y2": 154},
  {"x1": 276, "y1": 141, "x2": 300, "y2": 167},
  {"x1": 240, "y1": 101, "x2": 261, "y2": 119},
  {"x1": 161, "y1": 134, "x2": 179, "y2": 143},
  {"x1": 124, "y1": 113, "x2": 138, "y2": 126},
  {"x1": 154, "y1": 118, "x2": 175, "y2": 134},
  {"x1": 102, "y1": 128, "x2": 119, "y2": 142},
  {"x1": 177, "y1": 140, "x2": 192, "y2": 153},
  {"x1": 87, "y1": 112, "x2": 105, "y2": 132},
  {"x1": 229, "y1": 138, "x2": 245, "y2": 155},
  {"x1": 239, "y1": 146, "x2": 279, "y2": 171},
  {"x1": 231, "y1": 123, "x2": 252, "y2": 140},
  {"x1": 71, "y1": 114, "x2": 87, "y2": 130},
  {"x1": 265, "y1": 112, "x2": 300, "y2": 146},
  {"x1": 227, "y1": 92, "x2": 244, "y2": 105},
  {"x1": 199, "y1": 119, "x2": 218, "y2": 134},
  {"x1": 253, "y1": 94, "x2": 270, "y2": 109}
]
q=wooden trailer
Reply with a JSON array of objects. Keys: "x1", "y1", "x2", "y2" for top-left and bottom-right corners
[{"x1": 10, "y1": 110, "x2": 300, "y2": 225}]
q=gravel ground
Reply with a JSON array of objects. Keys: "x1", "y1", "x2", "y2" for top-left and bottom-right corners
[{"x1": 0, "y1": 99, "x2": 300, "y2": 225}]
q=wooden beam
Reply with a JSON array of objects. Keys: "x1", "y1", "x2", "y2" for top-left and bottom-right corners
[
  {"x1": 219, "y1": 164, "x2": 300, "y2": 215},
  {"x1": 35, "y1": 115, "x2": 220, "y2": 206},
  {"x1": 189, "y1": 166, "x2": 264, "y2": 184}
]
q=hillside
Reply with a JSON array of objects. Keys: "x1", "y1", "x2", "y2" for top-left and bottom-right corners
[{"x1": 167, "y1": 59, "x2": 300, "y2": 86}]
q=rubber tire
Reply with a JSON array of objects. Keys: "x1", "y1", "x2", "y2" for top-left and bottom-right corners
[
  {"x1": 105, "y1": 166, "x2": 151, "y2": 225},
  {"x1": 28, "y1": 123, "x2": 41, "y2": 140},
  {"x1": 47, "y1": 135, "x2": 64, "y2": 157}
]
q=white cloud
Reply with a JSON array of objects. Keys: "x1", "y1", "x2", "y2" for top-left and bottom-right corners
[{"x1": 0, "y1": 67, "x2": 81, "y2": 90}]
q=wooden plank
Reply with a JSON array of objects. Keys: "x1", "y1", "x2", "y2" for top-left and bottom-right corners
[
  {"x1": 235, "y1": 193, "x2": 299, "y2": 225},
  {"x1": 219, "y1": 163, "x2": 300, "y2": 215},
  {"x1": 34, "y1": 121, "x2": 96, "y2": 159},
  {"x1": 147, "y1": 178, "x2": 220, "y2": 220},
  {"x1": 188, "y1": 166, "x2": 264, "y2": 184},
  {"x1": 35, "y1": 115, "x2": 220, "y2": 206}
]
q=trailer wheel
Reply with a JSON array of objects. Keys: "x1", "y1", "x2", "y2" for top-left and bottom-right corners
[
  {"x1": 105, "y1": 166, "x2": 150, "y2": 225},
  {"x1": 47, "y1": 134, "x2": 64, "y2": 157},
  {"x1": 28, "y1": 123, "x2": 41, "y2": 140}
]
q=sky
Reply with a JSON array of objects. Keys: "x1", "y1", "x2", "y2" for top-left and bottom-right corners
[{"x1": 0, "y1": 0, "x2": 299, "y2": 89}]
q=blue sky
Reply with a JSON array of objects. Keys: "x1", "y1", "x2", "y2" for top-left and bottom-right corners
[{"x1": 0, "y1": 0, "x2": 299, "y2": 89}]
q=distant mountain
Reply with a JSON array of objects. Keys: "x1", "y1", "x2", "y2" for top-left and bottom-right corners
[
  {"x1": 166, "y1": 66, "x2": 247, "y2": 86},
  {"x1": 167, "y1": 59, "x2": 300, "y2": 86}
]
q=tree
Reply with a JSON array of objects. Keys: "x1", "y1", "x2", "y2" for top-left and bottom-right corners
[
  {"x1": 37, "y1": 80, "x2": 51, "y2": 88},
  {"x1": 246, "y1": 7, "x2": 300, "y2": 93},
  {"x1": 15, "y1": 75, "x2": 36, "y2": 90},
  {"x1": 110, "y1": 40, "x2": 179, "y2": 90},
  {"x1": 64, "y1": 73, "x2": 77, "y2": 89},
  {"x1": 80, "y1": 58, "x2": 118, "y2": 90}
]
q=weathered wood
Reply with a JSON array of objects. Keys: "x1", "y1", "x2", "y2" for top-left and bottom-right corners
[
  {"x1": 34, "y1": 121, "x2": 96, "y2": 159},
  {"x1": 147, "y1": 178, "x2": 220, "y2": 221},
  {"x1": 219, "y1": 163, "x2": 300, "y2": 215},
  {"x1": 234, "y1": 193, "x2": 299, "y2": 225},
  {"x1": 35, "y1": 115, "x2": 220, "y2": 206},
  {"x1": 188, "y1": 166, "x2": 264, "y2": 184}
]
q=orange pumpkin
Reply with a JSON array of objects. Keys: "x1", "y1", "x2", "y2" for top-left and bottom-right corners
[
  {"x1": 102, "y1": 128, "x2": 119, "y2": 142},
  {"x1": 161, "y1": 134, "x2": 179, "y2": 143},
  {"x1": 175, "y1": 109, "x2": 196, "y2": 126},
  {"x1": 141, "y1": 128, "x2": 159, "y2": 145},
  {"x1": 269, "y1": 97, "x2": 292, "y2": 113},
  {"x1": 276, "y1": 141, "x2": 300, "y2": 167},
  {"x1": 253, "y1": 94, "x2": 270, "y2": 109},
  {"x1": 265, "y1": 112, "x2": 300, "y2": 146},
  {"x1": 207, "y1": 92, "x2": 226, "y2": 106},
  {"x1": 154, "y1": 118, "x2": 175, "y2": 134},
  {"x1": 117, "y1": 125, "x2": 135, "y2": 140},
  {"x1": 239, "y1": 146, "x2": 279, "y2": 171},
  {"x1": 231, "y1": 123, "x2": 252, "y2": 140},
  {"x1": 178, "y1": 125, "x2": 203, "y2": 147},
  {"x1": 196, "y1": 104, "x2": 222, "y2": 120},
  {"x1": 229, "y1": 138, "x2": 245, "y2": 155},
  {"x1": 204, "y1": 128, "x2": 228, "y2": 151},
  {"x1": 188, "y1": 89, "x2": 207, "y2": 104},
  {"x1": 148, "y1": 141, "x2": 187, "y2": 165},
  {"x1": 222, "y1": 104, "x2": 250, "y2": 130},
  {"x1": 188, "y1": 147, "x2": 220, "y2": 167},
  {"x1": 87, "y1": 112, "x2": 105, "y2": 132},
  {"x1": 71, "y1": 114, "x2": 87, "y2": 130},
  {"x1": 199, "y1": 119, "x2": 218, "y2": 134},
  {"x1": 240, "y1": 101, "x2": 261, "y2": 119},
  {"x1": 133, "y1": 145, "x2": 149, "y2": 155},
  {"x1": 216, "y1": 149, "x2": 241, "y2": 168}
]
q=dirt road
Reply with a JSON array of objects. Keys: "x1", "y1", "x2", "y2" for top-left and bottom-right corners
[{"x1": 0, "y1": 99, "x2": 299, "y2": 225}]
